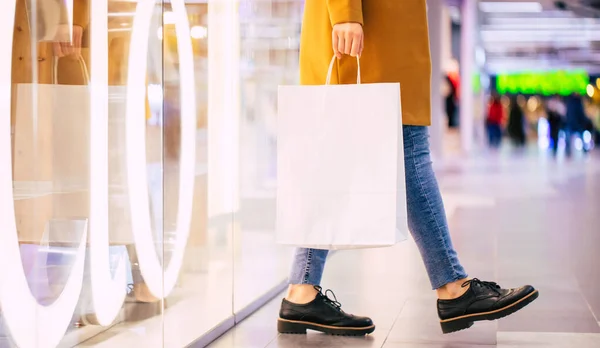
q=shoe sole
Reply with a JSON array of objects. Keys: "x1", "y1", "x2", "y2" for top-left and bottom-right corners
[
  {"x1": 278, "y1": 318, "x2": 375, "y2": 336},
  {"x1": 440, "y1": 289, "x2": 539, "y2": 334}
]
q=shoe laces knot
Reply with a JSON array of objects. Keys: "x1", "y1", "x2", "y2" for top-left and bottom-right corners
[
  {"x1": 314, "y1": 286, "x2": 342, "y2": 311},
  {"x1": 462, "y1": 278, "x2": 501, "y2": 294}
]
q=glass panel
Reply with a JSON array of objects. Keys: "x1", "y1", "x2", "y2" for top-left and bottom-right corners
[
  {"x1": 8, "y1": 0, "x2": 111, "y2": 346},
  {"x1": 4, "y1": 0, "x2": 240, "y2": 346},
  {"x1": 5, "y1": 0, "x2": 171, "y2": 346},
  {"x1": 161, "y1": 1, "x2": 234, "y2": 346},
  {"x1": 233, "y1": 0, "x2": 301, "y2": 312}
]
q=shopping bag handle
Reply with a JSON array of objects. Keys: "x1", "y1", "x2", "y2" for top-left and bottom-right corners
[
  {"x1": 52, "y1": 55, "x2": 90, "y2": 85},
  {"x1": 325, "y1": 55, "x2": 361, "y2": 85}
]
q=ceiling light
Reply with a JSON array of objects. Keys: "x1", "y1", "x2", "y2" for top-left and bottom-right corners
[
  {"x1": 448, "y1": 6, "x2": 461, "y2": 23},
  {"x1": 479, "y1": 1, "x2": 543, "y2": 13},
  {"x1": 488, "y1": 17, "x2": 599, "y2": 26},
  {"x1": 108, "y1": 12, "x2": 135, "y2": 17},
  {"x1": 475, "y1": 47, "x2": 486, "y2": 67},
  {"x1": 481, "y1": 30, "x2": 600, "y2": 42},
  {"x1": 190, "y1": 25, "x2": 207, "y2": 39},
  {"x1": 163, "y1": 11, "x2": 175, "y2": 25}
]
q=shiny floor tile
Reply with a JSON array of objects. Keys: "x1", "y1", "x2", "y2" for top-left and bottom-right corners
[
  {"x1": 497, "y1": 332, "x2": 600, "y2": 347},
  {"x1": 383, "y1": 344, "x2": 490, "y2": 348},
  {"x1": 208, "y1": 150, "x2": 600, "y2": 348},
  {"x1": 208, "y1": 327, "x2": 277, "y2": 348},
  {"x1": 266, "y1": 333, "x2": 386, "y2": 348},
  {"x1": 385, "y1": 296, "x2": 497, "y2": 346}
]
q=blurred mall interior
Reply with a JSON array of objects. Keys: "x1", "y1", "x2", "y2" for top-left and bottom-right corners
[{"x1": 1, "y1": 0, "x2": 599, "y2": 347}]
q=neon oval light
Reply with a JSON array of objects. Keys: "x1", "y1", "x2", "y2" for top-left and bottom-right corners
[
  {"x1": 88, "y1": 0, "x2": 128, "y2": 326},
  {"x1": 0, "y1": 2, "x2": 87, "y2": 347},
  {"x1": 125, "y1": 0, "x2": 196, "y2": 298},
  {"x1": 0, "y1": 0, "x2": 197, "y2": 345}
]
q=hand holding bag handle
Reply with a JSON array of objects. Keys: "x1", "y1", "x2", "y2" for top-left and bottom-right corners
[{"x1": 325, "y1": 55, "x2": 361, "y2": 85}]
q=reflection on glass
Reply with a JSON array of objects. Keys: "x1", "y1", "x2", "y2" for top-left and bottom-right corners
[
  {"x1": 233, "y1": 0, "x2": 300, "y2": 311},
  {"x1": 3, "y1": 0, "x2": 304, "y2": 346}
]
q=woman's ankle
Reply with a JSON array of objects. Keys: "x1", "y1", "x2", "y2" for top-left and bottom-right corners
[
  {"x1": 286, "y1": 284, "x2": 319, "y2": 304},
  {"x1": 436, "y1": 278, "x2": 470, "y2": 300}
]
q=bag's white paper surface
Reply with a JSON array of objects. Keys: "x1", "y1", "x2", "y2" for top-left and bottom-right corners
[
  {"x1": 276, "y1": 77, "x2": 409, "y2": 250},
  {"x1": 13, "y1": 85, "x2": 143, "y2": 244}
]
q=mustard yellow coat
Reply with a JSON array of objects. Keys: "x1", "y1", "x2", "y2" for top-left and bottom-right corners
[{"x1": 300, "y1": 0, "x2": 432, "y2": 126}]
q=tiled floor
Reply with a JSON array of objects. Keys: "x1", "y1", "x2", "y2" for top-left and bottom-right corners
[{"x1": 208, "y1": 147, "x2": 600, "y2": 348}]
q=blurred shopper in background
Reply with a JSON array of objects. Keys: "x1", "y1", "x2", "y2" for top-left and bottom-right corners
[
  {"x1": 507, "y1": 96, "x2": 527, "y2": 147},
  {"x1": 594, "y1": 105, "x2": 600, "y2": 144},
  {"x1": 546, "y1": 96, "x2": 566, "y2": 157},
  {"x1": 486, "y1": 93, "x2": 504, "y2": 148},
  {"x1": 565, "y1": 93, "x2": 590, "y2": 157},
  {"x1": 445, "y1": 75, "x2": 459, "y2": 128}
]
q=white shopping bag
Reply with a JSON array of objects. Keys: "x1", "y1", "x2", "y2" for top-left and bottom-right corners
[
  {"x1": 13, "y1": 57, "x2": 92, "y2": 190},
  {"x1": 12, "y1": 58, "x2": 147, "y2": 245},
  {"x1": 276, "y1": 56, "x2": 409, "y2": 250}
]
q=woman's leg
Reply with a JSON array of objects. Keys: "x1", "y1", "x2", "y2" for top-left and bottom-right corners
[
  {"x1": 489, "y1": 125, "x2": 498, "y2": 147},
  {"x1": 496, "y1": 125, "x2": 504, "y2": 147},
  {"x1": 550, "y1": 130, "x2": 559, "y2": 155},
  {"x1": 285, "y1": 248, "x2": 329, "y2": 303},
  {"x1": 404, "y1": 126, "x2": 538, "y2": 334},
  {"x1": 278, "y1": 125, "x2": 538, "y2": 335},
  {"x1": 126, "y1": 244, "x2": 159, "y2": 302},
  {"x1": 283, "y1": 126, "x2": 468, "y2": 298},
  {"x1": 280, "y1": 247, "x2": 374, "y2": 335},
  {"x1": 486, "y1": 123, "x2": 494, "y2": 146},
  {"x1": 402, "y1": 126, "x2": 468, "y2": 290},
  {"x1": 289, "y1": 248, "x2": 329, "y2": 285}
]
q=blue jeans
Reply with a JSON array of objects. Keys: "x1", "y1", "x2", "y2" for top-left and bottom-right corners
[
  {"x1": 289, "y1": 126, "x2": 468, "y2": 290},
  {"x1": 487, "y1": 123, "x2": 502, "y2": 148}
]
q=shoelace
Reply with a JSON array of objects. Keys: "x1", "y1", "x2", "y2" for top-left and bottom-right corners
[
  {"x1": 314, "y1": 286, "x2": 342, "y2": 310},
  {"x1": 462, "y1": 278, "x2": 501, "y2": 294}
]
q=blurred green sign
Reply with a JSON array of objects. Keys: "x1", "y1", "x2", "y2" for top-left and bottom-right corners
[
  {"x1": 473, "y1": 73, "x2": 481, "y2": 94},
  {"x1": 496, "y1": 71, "x2": 589, "y2": 96}
]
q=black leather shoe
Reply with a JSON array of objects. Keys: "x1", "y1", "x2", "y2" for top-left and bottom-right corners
[
  {"x1": 437, "y1": 278, "x2": 539, "y2": 334},
  {"x1": 278, "y1": 286, "x2": 375, "y2": 336}
]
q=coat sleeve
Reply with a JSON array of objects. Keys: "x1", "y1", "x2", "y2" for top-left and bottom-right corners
[
  {"x1": 326, "y1": 0, "x2": 363, "y2": 26},
  {"x1": 72, "y1": 0, "x2": 90, "y2": 28}
]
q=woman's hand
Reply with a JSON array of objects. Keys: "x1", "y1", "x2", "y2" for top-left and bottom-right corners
[
  {"x1": 332, "y1": 22, "x2": 363, "y2": 59},
  {"x1": 53, "y1": 25, "x2": 84, "y2": 58}
]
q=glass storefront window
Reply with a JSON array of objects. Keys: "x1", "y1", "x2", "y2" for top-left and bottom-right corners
[
  {"x1": 235, "y1": 0, "x2": 299, "y2": 312},
  {"x1": 1, "y1": 0, "x2": 299, "y2": 346}
]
